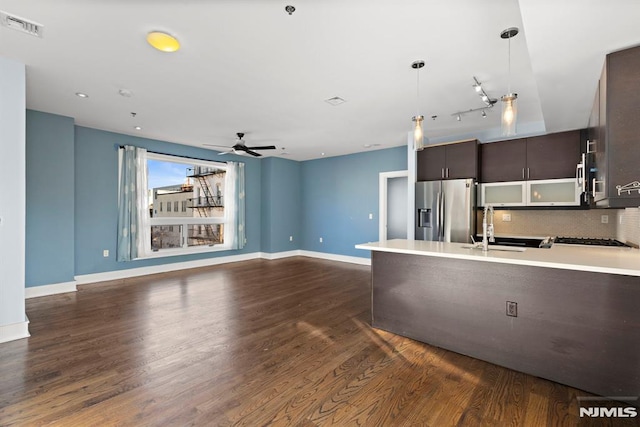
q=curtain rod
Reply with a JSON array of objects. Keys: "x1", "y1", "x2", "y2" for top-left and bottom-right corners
[{"x1": 118, "y1": 145, "x2": 228, "y2": 164}]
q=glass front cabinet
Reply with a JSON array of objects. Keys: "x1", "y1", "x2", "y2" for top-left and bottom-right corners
[{"x1": 479, "y1": 178, "x2": 580, "y2": 207}]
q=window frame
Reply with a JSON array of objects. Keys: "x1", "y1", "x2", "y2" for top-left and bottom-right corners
[{"x1": 141, "y1": 152, "x2": 230, "y2": 259}]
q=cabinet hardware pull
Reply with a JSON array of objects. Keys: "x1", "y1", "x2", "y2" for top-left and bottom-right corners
[
  {"x1": 592, "y1": 178, "x2": 604, "y2": 197},
  {"x1": 527, "y1": 168, "x2": 530, "y2": 180},
  {"x1": 522, "y1": 168, "x2": 525, "y2": 180},
  {"x1": 586, "y1": 139, "x2": 597, "y2": 154},
  {"x1": 441, "y1": 168, "x2": 444, "y2": 179},
  {"x1": 446, "y1": 168, "x2": 449, "y2": 178}
]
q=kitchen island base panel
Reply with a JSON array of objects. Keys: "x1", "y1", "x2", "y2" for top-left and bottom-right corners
[{"x1": 371, "y1": 251, "x2": 640, "y2": 399}]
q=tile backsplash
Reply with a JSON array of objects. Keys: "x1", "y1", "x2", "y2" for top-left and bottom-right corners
[
  {"x1": 617, "y1": 207, "x2": 640, "y2": 247},
  {"x1": 478, "y1": 209, "x2": 619, "y2": 238}
]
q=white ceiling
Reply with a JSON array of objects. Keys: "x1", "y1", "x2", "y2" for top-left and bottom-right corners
[{"x1": 0, "y1": 0, "x2": 639, "y2": 161}]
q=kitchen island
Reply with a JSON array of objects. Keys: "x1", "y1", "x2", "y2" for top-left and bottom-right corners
[{"x1": 355, "y1": 240, "x2": 640, "y2": 400}]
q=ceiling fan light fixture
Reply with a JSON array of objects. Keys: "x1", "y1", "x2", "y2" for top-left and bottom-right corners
[{"x1": 146, "y1": 31, "x2": 180, "y2": 52}]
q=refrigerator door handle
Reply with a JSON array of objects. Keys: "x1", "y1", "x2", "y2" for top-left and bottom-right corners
[
  {"x1": 434, "y1": 191, "x2": 441, "y2": 240},
  {"x1": 439, "y1": 191, "x2": 445, "y2": 241}
]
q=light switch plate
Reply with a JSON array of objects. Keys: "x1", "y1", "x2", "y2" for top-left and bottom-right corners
[
  {"x1": 601, "y1": 215, "x2": 609, "y2": 224},
  {"x1": 502, "y1": 213, "x2": 512, "y2": 222}
]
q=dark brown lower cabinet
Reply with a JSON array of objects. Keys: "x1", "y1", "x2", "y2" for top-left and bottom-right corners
[{"x1": 371, "y1": 251, "x2": 640, "y2": 399}]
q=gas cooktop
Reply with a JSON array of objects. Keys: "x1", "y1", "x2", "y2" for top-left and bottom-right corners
[{"x1": 554, "y1": 237, "x2": 631, "y2": 247}]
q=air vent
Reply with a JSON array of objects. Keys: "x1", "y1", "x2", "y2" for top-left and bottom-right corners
[{"x1": 0, "y1": 11, "x2": 44, "y2": 38}]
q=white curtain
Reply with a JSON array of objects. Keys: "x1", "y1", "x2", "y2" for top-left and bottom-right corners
[
  {"x1": 224, "y1": 161, "x2": 246, "y2": 249},
  {"x1": 117, "y1": 146, "x2": 150, "y2": 261}
]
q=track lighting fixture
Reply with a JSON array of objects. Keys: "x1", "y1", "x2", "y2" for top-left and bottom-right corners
[{"x1": 451, "y1": 77, "x2": 497, "y2": 121}]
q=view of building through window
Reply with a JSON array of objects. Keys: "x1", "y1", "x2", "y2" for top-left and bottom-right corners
[{"x1": 148, "y1": 159, "x2": 226, "y2": 251}]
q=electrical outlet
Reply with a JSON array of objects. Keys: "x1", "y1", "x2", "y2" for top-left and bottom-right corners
[
  {"x1": 502, "y1": 213, "x2": 512, "y2": 222},
  {"x1": 103, "y1": 249, "x2": 109, "y2": 258},
  {"x1": 289, "y1": 236, "x2": 293, "y2": 242},
  {"x1": 319, "y1": 237, "x2": 323, "y2": 243},
  {"x1": 369, "y1": 213, "x2": 373, "y2": 220},
  {"x1": 601, "y1": 215, "x2": 609, "y2": 224},
  {"x1": 506, "y1": 301, "x2": 517, "y2": 317}
]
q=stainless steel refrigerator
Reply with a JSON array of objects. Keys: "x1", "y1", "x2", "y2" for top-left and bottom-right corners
[{"x1": 415, "y1": 179, "x2": 476, "y2": 243}]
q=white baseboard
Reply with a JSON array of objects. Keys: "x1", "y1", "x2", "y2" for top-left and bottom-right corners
[
  {"x1": 72, "y1": 250, "x2": 370, "y2": 287},
  {"x1": 25, "y1": 281, "x2": 77, "y2": 299},
  {"x1": 299, "y1": 250, "x2": 371, "y2": 266},
  {"x1": 75, "y1": 252, "x2": 262, "y2": 285},
  {"x1": 0, "y1": 316, "x2": 30, "y2": 344},
  {"x1": 260, "y1": 250, "x2": 302, "y2": 260}
]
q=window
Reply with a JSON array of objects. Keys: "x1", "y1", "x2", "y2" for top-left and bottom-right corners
[{"x1": 148, "y1": 153, "x2": 231, "y2": 254}]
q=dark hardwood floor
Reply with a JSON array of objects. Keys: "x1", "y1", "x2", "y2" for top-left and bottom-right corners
[{"x1": 1, "y1": 257, "x2": 636, "y2": 426}]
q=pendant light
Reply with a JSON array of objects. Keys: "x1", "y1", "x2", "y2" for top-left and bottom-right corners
[
  {"x1": 500, "y1": 27, "x2": 519, "y2": 136},
  {"x1": 411, "y1": 60, "x2": 426, "y2": 151}
]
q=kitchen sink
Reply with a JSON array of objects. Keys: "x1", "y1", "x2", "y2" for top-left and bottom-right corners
[
  {"x1": 462, "y1": 244, "x2": 526, "y2": 252},
  {"x1": 473, "y1": 236, "x2": 553, "y2": 248}
]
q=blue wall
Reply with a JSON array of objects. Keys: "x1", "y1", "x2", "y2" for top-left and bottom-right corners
[
  {"x1": 260, "y1": 157, "x2": 301, "y2": 253},
  {"x1": 25, "y1": 111, "x2": 409, "y2": 286},
  {"x1": 26, "y1": 111, "x2": 75, "y2": 287},
  {"x1": 74, "y1": 126, "x2": 262, "y2": 275},
  {"x1": 300, "y1": 146, "x2": 407, "y2": 257}
]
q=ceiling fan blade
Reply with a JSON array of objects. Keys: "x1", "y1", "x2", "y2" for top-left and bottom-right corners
[
  {"x1": 247, "y1": 145, "x2": 276, "y2": 150},
  {"x1": 245, "y1": 149, "x2": 262, "y2": 157},
  {"x1": 218, "y1": 151, "x2": 230, "y2": 156}
]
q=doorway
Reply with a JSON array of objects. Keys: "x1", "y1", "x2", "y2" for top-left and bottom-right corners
[{"x1": 379, "y1": 171, "x2": 409, "y2": 240}]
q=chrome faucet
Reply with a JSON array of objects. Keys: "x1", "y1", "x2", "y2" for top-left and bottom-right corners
[{"x1": 482, "y1": 205, "x2": 495, "y2": 252}]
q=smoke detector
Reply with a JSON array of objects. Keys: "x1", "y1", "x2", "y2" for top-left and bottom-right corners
[{"x1": 0, "y1": 11, "x2": 44, "y2": 38}]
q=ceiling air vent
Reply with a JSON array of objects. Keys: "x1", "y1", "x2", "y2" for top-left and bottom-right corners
[{"x1": 0, "y1": 11, "x2": 44, "y2": 38}]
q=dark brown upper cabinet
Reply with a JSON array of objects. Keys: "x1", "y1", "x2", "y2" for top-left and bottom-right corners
[
  {"x1": 526, "y1": 131, "x2": 581, "y2": 180},
  {"x1": 592, "y1": 45, "x2": 640, "y2": 208},
  {"x1": 479, "y1": 138, "x2": 527, "y2": 182},
  {"x1": 480, "y1": 130, "x2": 581, "y2": 183},
  {"x1": 417, "y1": 140, "x2": 478, "y2": 181}
]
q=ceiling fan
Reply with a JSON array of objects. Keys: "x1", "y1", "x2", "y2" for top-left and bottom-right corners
[{"x1": 203, "y1": 132, "x2": 276, "y2": 157}]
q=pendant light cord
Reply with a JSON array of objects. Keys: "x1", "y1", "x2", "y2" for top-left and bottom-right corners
[
  {"x1": 507, "y1": 35, "x2": 512, "y2": 94},
  {"x1": 416, "y1": 66, "x2": 420, "y2": 116}
]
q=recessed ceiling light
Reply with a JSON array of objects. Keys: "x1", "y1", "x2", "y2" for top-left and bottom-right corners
[
  {"x1": 119, "y1": 89, "x2": 133, "y2": 97},
  {"x1": 321, "y1": 152, "x2": 325, "y2": 156},
  {"x1": 325, "y1": 96, "x2": 346, "y2": 106},
  {"x1": 363, "y1": 143, "x2": 381, "y2": 148},
  {"x1": 146, "y1": 31, "x2": 180, "y2": 52},
  {"x1": 75, "y1": 92, "x2": 88, "y2": 98},
  {"x1": 134, "y1": 126, "x2": 142, "y2": 131}
]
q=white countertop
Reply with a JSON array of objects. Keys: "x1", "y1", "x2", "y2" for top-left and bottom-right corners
[{"x1": 355, "y1": 239, "x2": 640, "y2": 277}]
